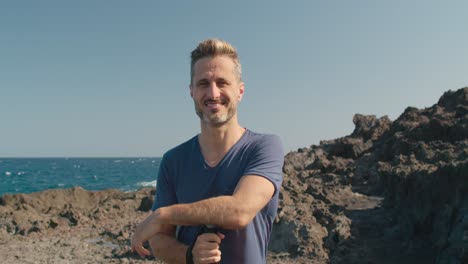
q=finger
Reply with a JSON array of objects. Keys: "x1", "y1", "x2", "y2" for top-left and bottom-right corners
[
  {"x1": 194, "y1": 243, "x2": 219, "y2": 252},
  {"x1": 199, "y1": 255, "x2": 222, "y2": 264},
  {"x1": 193, "y1": 247, "x2": 221, "y2": 262},
  {"x1": 195, "y1": 241, "x2": 221, "y2": 251},
  {"x1": 131, "y1": 237, "x2": 150, "y2": 258},
  {"x1": 196, "y1": 249, "x2": 221, "y2": 259},
  {"x1": 135, "y1": 245, "x2": 151, "y2": 258},
  {"x1": 217, "y1": 232, "x2": 225, "y2": 240},
  {"x1": 131, "y1": 237, "x2": 144, "y2": 255},
  {"x1": 198, "y1": 233, "x2": 222, "y2": 244},
  {"x1": 130, "y1": 239, "x2": 137, "y2": 252}
]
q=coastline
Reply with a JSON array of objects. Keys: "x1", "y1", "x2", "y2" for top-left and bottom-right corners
[{"x1": 0, "y1": 186, "x2": 163, "y2": 264}]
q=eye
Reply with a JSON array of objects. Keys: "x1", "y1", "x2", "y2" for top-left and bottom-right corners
[
  {"x1": 216, "y1": 80, "x2": 229, "y2": 88},
  {"x1": 197, "y1": 80, "x2": 209, "y2": 87}
]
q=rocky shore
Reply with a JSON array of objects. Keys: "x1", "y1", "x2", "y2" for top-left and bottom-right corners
[
  {"x1": 1, "y1": 87, "x2": 467, "y2": 263},
  {"x1": 270, "y1": 87, "x2": 467, "y2": 263},
  {"x1": 0, "y1": 187, "x2": 159, "y2": 264}
]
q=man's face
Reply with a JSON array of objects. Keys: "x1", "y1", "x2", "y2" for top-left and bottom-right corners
[{"x1": 190, "y1": 56, "x2": 244, "y2": 126}]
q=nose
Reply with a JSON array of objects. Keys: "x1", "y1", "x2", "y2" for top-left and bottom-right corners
[{"x1": 207, "y1": 82, "x2": 221, "y2": 98}]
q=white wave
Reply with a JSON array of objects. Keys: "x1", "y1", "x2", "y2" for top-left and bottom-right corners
[
  {"x1": 5, "y1": 171, "x2": 12, "y2": 176},
  {"x1": 136, "y1": 180, "x2": 157, "y2": 187},
  {"x1": 17, "y1": 171, "x2": 26, "y2": 176},
  {"x1": 58, "y1": 183, "x2": 65, "y2": 187}
]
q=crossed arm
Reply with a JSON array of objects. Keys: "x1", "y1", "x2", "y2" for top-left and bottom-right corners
[{"x1": 131, "y1": 174, "x2": 275, "y2": 262}]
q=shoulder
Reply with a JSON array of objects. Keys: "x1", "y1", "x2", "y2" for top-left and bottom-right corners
[
  {"x1": 244, "y1": 130, "x2": 283, "y2": 154},
  {"x1": 241, "y1": 130, "x2": 284, "y2": 191},
  {"x1": 162, "y1": 135, "x2": 198, "y2": 162}
]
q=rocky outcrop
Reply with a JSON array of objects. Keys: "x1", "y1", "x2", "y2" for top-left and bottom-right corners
[
  {"x1": 374, "y1": 88, "x2": 468, "y2": 263},
  {"x1": 0, "y1": 187, "x2": 160, "y2": 263},
  {"x1": 0, "y1": 187, "x2": 154, "y2": 235},
  {"x1": 270, "y1": 87, "x2": 468, "y2": 263}
]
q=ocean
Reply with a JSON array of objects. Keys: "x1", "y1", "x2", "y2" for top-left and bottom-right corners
[{"x1": 0, "y1": 158, "x2": 161, "y2": 196}]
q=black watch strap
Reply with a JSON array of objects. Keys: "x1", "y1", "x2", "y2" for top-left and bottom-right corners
[{"x1": 186, "y1": 244, "x2": 194, "y2": 264}]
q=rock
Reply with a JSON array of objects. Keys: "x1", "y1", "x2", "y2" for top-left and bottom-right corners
[
  {"x1": 437, "y1": 88, "x2": 468, "y2": 112},
  {"x1": 323, "y1": 137, "x2": 373, "y2": 159},
  {"x1": 59, "y1": 206, "x2": 80, "y2": 226},
  {"x1": 137, "y1": 197, "x2": 153, "y2": 212},
  {"x1": 276, "y1": 87, "x2": 468, "y2": 263},
  {"x1": 351, "y1": 114, "x2": 392, "y2": 141}
]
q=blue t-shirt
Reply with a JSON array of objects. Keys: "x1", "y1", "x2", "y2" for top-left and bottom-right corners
[{"x1": 152, "y1": 129, "x2": 284, "y2": 263}]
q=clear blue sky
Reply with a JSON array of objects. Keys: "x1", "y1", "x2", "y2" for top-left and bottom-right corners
[{"x1": 1, "y1": 1, "x2": 467, "y2": 157}]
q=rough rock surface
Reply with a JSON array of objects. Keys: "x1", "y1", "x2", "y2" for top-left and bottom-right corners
[
  {"x1": 0, "y1": 87, "x2": 467, "y2": 263},
  {"x1": 269, "y1": 87, "x2": 468, "y2": 263},
  {"x1": 0, "y1": 187, "x2": 161, "y2": 263}
]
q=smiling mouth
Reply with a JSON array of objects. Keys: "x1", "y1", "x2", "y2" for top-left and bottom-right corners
[{"x1": 204, "y1": 100, "x2": 226, "y2": 109}]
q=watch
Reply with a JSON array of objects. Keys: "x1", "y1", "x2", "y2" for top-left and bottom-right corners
[{"x1": 186, "y1": 243, "x2": 194, "y2": 264}]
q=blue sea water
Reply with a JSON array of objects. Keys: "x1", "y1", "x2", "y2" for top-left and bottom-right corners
[{"x1": 0, "y1": 158, "x2": 161, "y2": 196}]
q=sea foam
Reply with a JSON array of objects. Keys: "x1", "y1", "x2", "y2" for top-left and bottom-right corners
[{"x1": 136, "y1": 180, "x2": 157, "y2": 188}]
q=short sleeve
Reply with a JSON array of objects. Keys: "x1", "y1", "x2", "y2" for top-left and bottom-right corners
[
  {"x1": 151, "y1": 154, "x2": 178, "y2": 211},
  {"x1": 242, "y1": 134, "x2": 284, "y2": 196}
]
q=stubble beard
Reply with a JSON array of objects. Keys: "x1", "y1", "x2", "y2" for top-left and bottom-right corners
[{"x1": 194, "y1": 100, "x2": 238, "y2": 127}]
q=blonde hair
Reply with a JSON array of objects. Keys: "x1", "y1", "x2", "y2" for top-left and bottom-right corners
[{"x1": 190, "y1": 38, "x2": 242, "y2": 84}]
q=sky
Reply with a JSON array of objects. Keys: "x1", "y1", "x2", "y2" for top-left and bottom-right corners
[{"x1": 1, "y1": 1, "x2": 467, "y2": 157}]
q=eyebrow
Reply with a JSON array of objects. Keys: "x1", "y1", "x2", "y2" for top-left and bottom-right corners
[
  {"x1": 216, "y1": 78, "x2": 230, "y2": 83},
  {"x1": 196, "y1": 77, "x2": 231, "y2": 84},
  {"x1": 196, "y1": 79, "x2": 209, "y2": 85}
]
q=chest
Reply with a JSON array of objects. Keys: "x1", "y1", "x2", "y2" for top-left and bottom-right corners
[{"x1": 174, "y1": 155, "x2": 248, "y2": 204}]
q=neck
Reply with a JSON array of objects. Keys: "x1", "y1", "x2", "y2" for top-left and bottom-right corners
[{"x1": 198, "y1": 117, "x2": 246, "y2": 166}]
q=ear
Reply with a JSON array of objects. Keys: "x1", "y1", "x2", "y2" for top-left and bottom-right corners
[
  {"x1": 238, "y1": 82, "x2": 245, "y2": 102},
  {"x1": 189, "y1": 84, "x2": 193, "y2": 98}
]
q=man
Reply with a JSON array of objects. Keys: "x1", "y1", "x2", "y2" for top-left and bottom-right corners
[{"x1": 131, "y1": 39, "x2": 284, "y2": 264}]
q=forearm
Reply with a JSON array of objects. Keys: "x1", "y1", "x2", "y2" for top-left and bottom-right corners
[
  {"x1": 149, "y1": 233, "x2": 188, "y2": 264},
  {"x1": 157, "y1": 195, "x2": 251, "y2": 229},
  {"x1": 132, "y1": 176, "x2": 275, "y2": 258}
]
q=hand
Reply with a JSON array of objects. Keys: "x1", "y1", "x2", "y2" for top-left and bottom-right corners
[
  {"x1": 191, "y1": 232, "x2": 225, "y2": 264},
  {"x1": 131, "y1": 211, "x2": 161, "y2": 257}
]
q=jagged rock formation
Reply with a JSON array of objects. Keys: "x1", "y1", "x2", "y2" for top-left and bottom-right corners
[{"x1": 270, "y1": 87, "x2": 468, "y2": 263}]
